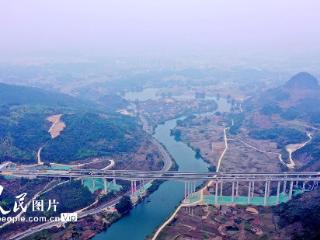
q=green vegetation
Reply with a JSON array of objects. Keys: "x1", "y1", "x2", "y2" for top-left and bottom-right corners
[
  {"x1": 0, "y1": 84, "x2": 76, "y2": 163},
  {"x1": 285, "y1": 72, "x2": 320, "y2": 89},
  {"x1": 266, "y1": 89, "x2": 290, "y2": 101},
  {"x1": 294, "y1": 134, "x2": 320, "y2": 170},
  {"x1": 260, "y1": 103, "x2": 282, "y2": 116},
  {"x1": 0, "y1": 105, "x2": 51, "y2": 163},
  {"x1": 228, "y1": 113, "x2": 245, "y2": 135},
  {"x1": 0, "y1": 82, "x2": 93, "y2": 109},
  {"x1": 208, "y1": 166, "x2": 216, "y2": 172},
  {"x1": 280, "y1": 108, "x2": 300, "y2": 120},
  {"x1": 310, "y1": 112, "x2": 320, "y2": 125},
  {"x1": 176, "y1": 115, "x2": 197, "y2": 128},
  {"x1": 0, "y1": 83, "x2": 146, "y2": 164},
  {"x1": 98, "y1": 94, "x2": 129, "y2": 111},
  {"x1": 115, "y1": 196, "x2": 133, "y2": 215},
  {"x1": 279, "y1": 98, "x2": 320, "y2": 125},
  {"x1": 195, "y1": 148, "x2": 202, "y2": 159},
  {"x1": 0, "y1": 105, "x2": 143, "y2": 164},
  {"x1": 170, "y1": 129, "x2": 182, "y2": 141},
  {"x1": 41, "y1": 113, "x2": 142, "y2": 163},
  {"x1": 274, "y1": 188, "x2": 320, "y2": 239},
  {"x1": 99, "y1": 191, "x2": 117, "y2": 203},
  {"x1": 22, "y1": 230, "x2": 52, "y2": 240},
  {"x1": 249, "y1": 128, "x2": 307, "y2": 148},
  {"x1": 38, "y1": 180, "x2": 95, "y2": 215}
]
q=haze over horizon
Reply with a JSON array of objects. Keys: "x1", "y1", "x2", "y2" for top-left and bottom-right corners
[{"x1": 1, "y1": 0, "x2": 320, "y2": 64}]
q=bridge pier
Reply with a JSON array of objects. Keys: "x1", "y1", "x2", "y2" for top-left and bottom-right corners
[
  {"x1": 215, "y1": 181, "x2": 219, "y2": 204},
  {"x1": 104, "y1": 178, "x2": 108, "y2": 193},
  {"x1": 276, "y1": 181, "x2": 281, "y2": 204},
  {"x1": 220, "y1": 181, "x2": 223, "y2": 197},
  {"x1": 134, "y1": 180, "x2": 137, "y2": 195},
  {"x1": 7, "y1": 170, "x2": 320, "y2": 207},
  {"x1": 231, "y1": 181, "x2": 235, "y2": 202},
  {"x1": 264, "y1": 180, "x2": 268, "y2": 206},
  {"x1": 289, "y1": 181, "x2": 294, "y2": 200},
  {"x1": 247, "y1": 181, "x2": 251, "y2": 203},
  {"x1": 185, "y1": 181, "x2": 190, "y2": 200},
  {"x1": 235, "y1": 181, "x2": 239, "y2": 198},
  {"x1": 184, "y1": 181, "x2": 197, "y2": 202},
  {"x1": 302, "y1": 181, "x2": 306, "y2": 192},
  {"x1": 135, "y1": 180, "x2": 137, "y2": 194},
  {"x1": 191, "y1": 181, "x2": 195, "y2": 197},
  {"x1": 140, "y1": 179, "x2": 145, "y2": 192},
  {"x1": 187, "y1": 182, "x2": 190, "y2": 198},
  {"x1": 131, "y1": 180, "x2": 137, "y2": 197},
  {"x1": 251, "y1": 181, "x2": 255, "y2": 198},
  {"x1": 283, "y1": 180, "x2": 287, "y2": 193},
  {"x1": 92, "y1": 179, "x2": 95, "y2": 192}
]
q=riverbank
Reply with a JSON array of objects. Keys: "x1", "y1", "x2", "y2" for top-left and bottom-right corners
[{"x1": 93, "y1": 117, "x2": 209, "y2": 240}]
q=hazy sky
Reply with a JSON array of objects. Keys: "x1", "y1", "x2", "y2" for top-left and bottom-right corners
[{"x1": 1, "y1": 0, "x2": 320, "y2": 60}]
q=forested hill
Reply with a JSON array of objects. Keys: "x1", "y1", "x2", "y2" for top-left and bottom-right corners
[
  {"x1": 41, "y1": 113, "x2": 143, "y2": 163},
  {"x1": 244, "y1": 72, "x2": 320, "y2": 126},
  {"x1": 285, "y1": 72, "x2": 320, "y2": 90},
  {"x1": 274, "y1": 188, "x2": 320, "y2": 239},
  {"x1": 241, "y1": 72, "x2": 320, "y2": 171},
  {"x1": 0, "y1": 82, "x2": 143, "y2": 164},
  {"x1": 0, "y1": 82, "x2": 95, "y2": 109}
]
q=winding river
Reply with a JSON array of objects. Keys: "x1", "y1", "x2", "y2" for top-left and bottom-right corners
[{"x1": 94, "y1": 93, "x2": 230, "y2": 240}]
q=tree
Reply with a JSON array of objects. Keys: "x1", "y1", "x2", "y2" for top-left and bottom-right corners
[
  {"x1": 115, "y1": 196, "x2": 133, "y2": 215},
  {"x1": 195, "y1": 148, "x2": 202, "y2": 159},
  {"x1": 171, "y1": 129, "x2": 181, "y2": 141}
]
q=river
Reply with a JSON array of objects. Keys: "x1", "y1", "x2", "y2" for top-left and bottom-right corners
[{"x1": 94, "y1": 92, "x2": 230, "y2": 240}]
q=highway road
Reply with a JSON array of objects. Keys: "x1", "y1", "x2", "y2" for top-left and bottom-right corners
[
  {"x1": 2, "y1": 169, "x2": 320, "y2": 181},
  {"x1": 7, "y1": 120, "x2": 174, "y2": 239},
  {"x1": 10, "y1": 195, "x2": 123, "y2": 240}
]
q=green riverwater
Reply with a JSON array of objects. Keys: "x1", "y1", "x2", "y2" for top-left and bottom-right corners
[{"x1": 94, "y1": 96, "x2": 230, "y2": 240}]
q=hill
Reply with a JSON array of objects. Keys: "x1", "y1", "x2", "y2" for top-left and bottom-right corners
[
  {"x1": 242, "y1": 72, "x2": 320, "y2": 170},
  {"x1": 274, "y1": 188, "x2": 320, "y2": 239},
  {"x1": 245, "y1": 72, "x2": 320, "y2": 125},
  {"x1": 0, "y1": 83, "x2": 144, "y2": 164},
  {"x1": 285, "y1": 72, "x2": 320, "y2": 89},
  {"x1": 41, "y1": 112, "x2": 143, "y2": 163},
  {"x1": 0, "y1": 82, "x2": 94, "y2": 109}
]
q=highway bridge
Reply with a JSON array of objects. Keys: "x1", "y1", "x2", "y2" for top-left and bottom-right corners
[{"x1": 1, "y1": 169, "x2": 319, "y2": 206}]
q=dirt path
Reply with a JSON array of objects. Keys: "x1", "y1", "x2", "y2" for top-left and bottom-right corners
[
  {"x1": 216, "y1": 127, "x2": 229, "y2": 172},
  {"x1": 285, "y1": 132, "x2": 312, "y2": 169},
  {"x1": 37, "y1": 147, "x2": 43, "y2": 165},
  {"x1": 152, "y1": 126, "x2": 230, "y2": 240},
  {"x1": 230, "y1": 138, "x2": 279, "y2": 156}
]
